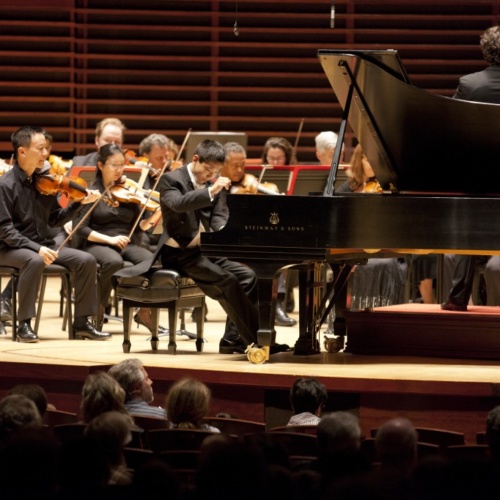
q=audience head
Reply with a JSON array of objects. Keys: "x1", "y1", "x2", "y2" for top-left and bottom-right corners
[
  {"x1": 481, "y1": 25, "x2": 500, "y2": 65},
  {"x1": 8, "y1": 383, "x2": 48, "y2": 417},
  {"x1": 262, "y1": 136, "x2": 296, "y2": 165},
  {"x1": 165, "y1": 377, "x2": 212, "y2": 429},
  {"x1": 316, "y1": 411, "x2": 362, "y2": 458},
  {"x1": 80, "y1": 371, "x2": 128, "y2": 424},
  {"x1": 108, "y1": 358, "x2": 154, "y2": 404},
  {"x1": 222, "y1": 141, "x2": 247, "y2": 183},
  {"x1": 94, "y1": 117, "x2": 125, "y2": 148},
  {"x1": 0, "y1": 394, "x2": 42, "y2": 442},
  {"x1": 315, "y1": 131, "x2": 338, "y2": 165},
  {"x1": 486, "y1": 405, "x2": 500, "y2": 461},
  {"x1": 375, "y1": 417, "x2": 418, "y2": 472},
  {"x1": 85, "y1": 411, "x2": 133, "y2": 467},
  {"x1": 289, "y1": 377, "x2": 327, "y2": 416}
]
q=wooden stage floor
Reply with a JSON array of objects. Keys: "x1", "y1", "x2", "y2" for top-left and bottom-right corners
[{"x1": 1, "y1": 277, "x2": 499, "y2": 442}]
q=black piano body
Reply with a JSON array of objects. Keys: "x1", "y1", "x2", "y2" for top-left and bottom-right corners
[{"x1": 201, "y1": 49, "x2": 500, "y2": 357}]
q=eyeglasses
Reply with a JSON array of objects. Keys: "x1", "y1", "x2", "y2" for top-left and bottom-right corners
[
  {"x1": 105, "y1": 162, "x2": 125, "y2": 170},
  {"x1": 202, "y1": 164, "x2": 222, "y2": 176}
]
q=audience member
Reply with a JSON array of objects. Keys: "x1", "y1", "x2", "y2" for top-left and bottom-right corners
[
  {"x1": 84, "y1": 410, "x2": 133, "y2": 486},
  {"x1": 486, "y1": 404, "x2": 500, "y2": 463},
  {"x1": 0, "y1": 394, "x2": 42, "y2": 443},
  {"x1": 108, "y1": 358, "x2": 166, "y2": 419},
  {"x1": 287, "y1": 377, "x2": 327, "y2": 427},
  {"x1": 8, "y1": 383, "x2": 54, "y2": 417},
  {"x1": 375, "y1": 417, "x2": 418, "y2": 475},
  {"x1": 80, "y1": 371, "x2": 133, "y2": 425},
  {"x1": 165, "y1": 377, "x2": 220, "y2": 432}
]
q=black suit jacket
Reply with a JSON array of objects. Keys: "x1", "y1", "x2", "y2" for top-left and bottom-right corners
[
  {"x1": 454, "y1": 65, "x2": 500, "y2": 104},
  {"x1": 115, "y1": 165, "x2": 227, "y2": 277}
]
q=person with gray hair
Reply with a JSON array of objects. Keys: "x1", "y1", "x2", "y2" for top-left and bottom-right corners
[
  {"x1": 315, "y1": 131, "x2": 339, "y2": 166},
  {"x1": 316, "y1": 411, "x2": 362, "y2": 458},
  {"x1": 375, "y1": 417, "x2": 418, "y2": 474},
  {"x1": 138, "y1": 133, "x2": 172, "y2": 189},
  {"x1": 108, "y1": 358, "x2": 165, "y2": 419}
]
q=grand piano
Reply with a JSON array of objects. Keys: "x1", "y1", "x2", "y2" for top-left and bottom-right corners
[{"x1": 201, "y1": 49, "x2": 500, "y2": 362}]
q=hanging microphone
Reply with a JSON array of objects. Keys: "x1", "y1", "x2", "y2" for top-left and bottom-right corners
[
  {"x1": 234, "y1": 20, "x2": 239, "y2": 37},
  {"x1": 330, "y1": 0, "x2": 335, "y2": 29}
]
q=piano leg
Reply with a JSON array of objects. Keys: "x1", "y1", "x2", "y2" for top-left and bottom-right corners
[
  {"x1": 294, "y1": 263, "x2": 324, "y2": 355},
  {"x1": 254, "y1": 264, "x2": 279, "y2": 352}
]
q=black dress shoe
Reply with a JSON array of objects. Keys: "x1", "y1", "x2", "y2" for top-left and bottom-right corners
[
  {"x1": 73, "y1": 322, "x2": 112, "y2": 340},
  {"x1": 270, "y1": 343, "x2": 291, "y2": 354},
  {"x1": 441, "y1": 301, "x2": 467, "y2": 312},
  {"x1": 16, "y1": 323, "x2": 39, "y2": 343},
  {"x1": 275, "y1": 304, "x2": 297, "y2": 327},
  {"x1": 0, "y1": 298, "x2": 12, "y2": 321},
  {"x1": 134, "y1": 314, "x2": 168, "y2": 335},
  {"x1": 219, "y1": 337, "x2": 248, "y2": 354}
]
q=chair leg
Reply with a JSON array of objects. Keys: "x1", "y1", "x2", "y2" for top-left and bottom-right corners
[
  {"x1": 150, "y1": 308, "x2": 160, "y2": 351},
  {"x1": 63, "y1": 274, "x2": 73, "y2": 338},
  {"x1": 11, "y1": 273, "x2": 18, "y2": 341},
  {"x1": 122, "y1": 304, "x2": 133, "y2": 353},
  {"x1": 195, "y1": 299, "x2": 205, "y2": 352},
  {"x1": 168, "y1": 304, "x2": 178, "y2": 355},
  {"x1": 34, "y1": 275, "x2": 48, "y2": 334}
]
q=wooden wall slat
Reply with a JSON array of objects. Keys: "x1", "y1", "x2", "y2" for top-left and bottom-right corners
[{"x1": 0, "y1": 0, "x2": 498, "y2": 159}]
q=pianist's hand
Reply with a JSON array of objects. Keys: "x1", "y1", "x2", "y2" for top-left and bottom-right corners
[{"x1": 209, "y1": 176, "x2": 231, "y2": 196}]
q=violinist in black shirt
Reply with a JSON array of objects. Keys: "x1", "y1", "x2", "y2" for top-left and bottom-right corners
[{"x1": 0, "y1": 126, "x2": 111, "y2": 342}]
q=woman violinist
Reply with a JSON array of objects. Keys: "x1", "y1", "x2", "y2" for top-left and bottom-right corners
[{"x1": 74, "y1": 144, "x2": 166, "y2": 334}]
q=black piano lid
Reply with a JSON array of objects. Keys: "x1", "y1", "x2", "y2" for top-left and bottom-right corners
[{"x1": 318, "y1": 49, "x2": 500, "y2": 195}]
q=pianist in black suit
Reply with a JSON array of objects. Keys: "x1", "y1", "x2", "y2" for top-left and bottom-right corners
[
  {"x1": 116, "y1": 139, "x2": 289, "y2": 355},
  {"x1": 442, "y1": 25, "x2": 500, "y2": 311}
]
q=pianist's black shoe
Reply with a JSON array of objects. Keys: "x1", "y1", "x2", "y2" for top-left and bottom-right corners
[
  {"x1": 16, "y1": 323, "x2": 39, "y2": 343},
  {"x1": 0, "y1": 297, "x2": 12, "y2": 322},
  {"x1": 219, "y1": 337, "x2": 247, "y2": 354},
  {"x1": 73, "y1": 322, "x2": 112, "y2": 340},
  {"x1": 441, "y1": 301, "x2": 467, "y2": 312}
]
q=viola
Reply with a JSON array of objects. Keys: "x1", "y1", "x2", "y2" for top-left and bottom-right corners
[
  {"x1": 109, "y1": 175, "x2": 160, "y2": 211},
  {"x1": 35, "y1": 164, "x2": 88, "y2": 202},
  {"x1": 229, "y1": 173, "x2": 281, "y2": 196}
]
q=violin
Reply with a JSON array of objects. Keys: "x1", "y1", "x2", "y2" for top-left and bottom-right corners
[
  {"x1": 230, "y1": 173, "x2": 281, "y2": 196},
  {"x1": 125, "y1": 149, "x2": 183, "y2": 175},
  {"x1": 109, "y1": 175, "x2": 160, "y2": 211},
  {"x1": 49, "y1": 154, "x2": 73, "y2": 171},
  {"x1": 35, "y1": 164, "x2": 88, "y2": 202}
]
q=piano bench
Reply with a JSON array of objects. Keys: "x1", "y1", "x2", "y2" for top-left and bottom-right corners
[{"x1": 115, "y1": 269, "x2": 206, "y2": 354}]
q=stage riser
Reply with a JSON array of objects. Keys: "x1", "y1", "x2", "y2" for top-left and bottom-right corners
[{"x1": 345, "y1": 309, "x2": 500, "y2": 359}]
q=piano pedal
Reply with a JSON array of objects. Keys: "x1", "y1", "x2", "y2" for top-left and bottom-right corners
[{"x1": 324, "y1": 335, "x2": 345, "y2": 354}]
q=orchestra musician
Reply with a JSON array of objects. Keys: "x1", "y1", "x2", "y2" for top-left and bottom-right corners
[
  {"x1": 72, "y1": 117, "x2": 126, "y2": 169},
  {"x1": 115, "y1": 139, "x2": 290, "y2": 356},
  {"x1": 0, "y1": 126, "x2": 111, "y2": 342},
  {"x1": 441, "y1": 25, "x2": 500, "y2": 311},
  {"x1": 315, "y1": 131, "x2": 340, "y2": 165},
  {"x1": 73, "y1": 144, "x2": 167, "y2": 335},
  {"x1": 338, "y1": 144, "x2": 407, "y2": 310},
  {"x1": 260, "y1": 137, "x2": 298, "y2": 326}
]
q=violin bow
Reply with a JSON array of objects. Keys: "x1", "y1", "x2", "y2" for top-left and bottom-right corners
[
  {"x1": 56, "y1": 184, "x2": 115, "y2": 253},
  {"x1": 175, "y1": 128, "x2": 192, "y2": 162},
  {"x1": 127, "y1": 159, "x2": 172, "y2": 239},
  {"x1": 292, "y1": 118, "x2": 305, "y2": 162}
]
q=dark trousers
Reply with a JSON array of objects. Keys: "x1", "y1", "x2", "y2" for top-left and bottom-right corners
[
  {"x1": 0, "y1": 246, "x2": 97, "y2": 322},
  {"x1": 160, "y1": 245, "x2": 259, "y2": 345},
  {"x1": 84, "y1": 243, "x2": 153, "y2": 307},
  {"x1": 446, "y1": 254, "x2": 489, "y2": 306}
]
